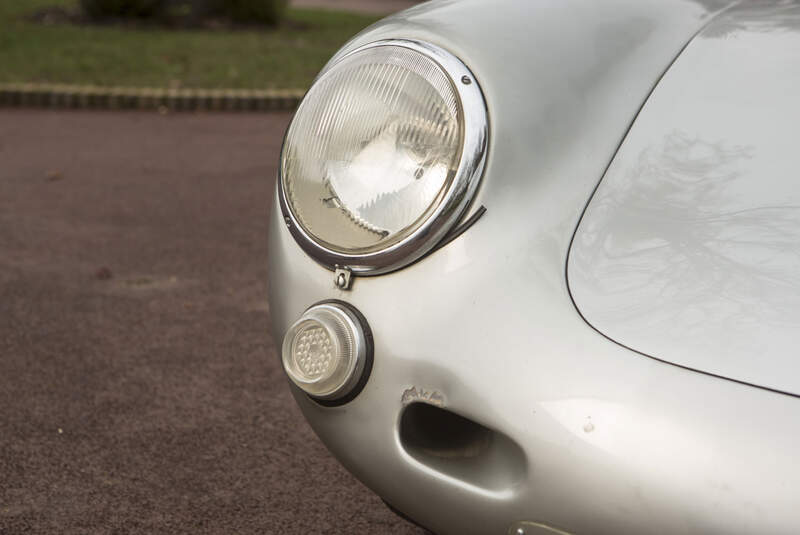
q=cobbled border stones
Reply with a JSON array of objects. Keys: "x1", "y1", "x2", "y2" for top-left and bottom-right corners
[{"x1": 0, "y1": 83, "x2": 305, "y2": 112}]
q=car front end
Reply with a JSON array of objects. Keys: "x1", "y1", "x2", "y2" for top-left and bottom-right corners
[{"x1": 268, "y1": 1, "x2": 800, "y2": 533}]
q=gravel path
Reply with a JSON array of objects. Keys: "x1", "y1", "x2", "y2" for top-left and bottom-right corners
[{"x1": 0, "y1": 110, "x2": 426, "y2": 535}]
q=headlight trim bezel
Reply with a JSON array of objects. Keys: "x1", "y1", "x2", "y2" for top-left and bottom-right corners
[{"x1": 278, "y1": 38, "x2": 489, "y2": 275}]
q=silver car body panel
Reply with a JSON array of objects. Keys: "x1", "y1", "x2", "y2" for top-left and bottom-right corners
[
  {"x1": 268, "y1": 1, "x2": 800, "y2": 533},
  {"x1": 568, "y1": 2, "x2": 800, "y2": 397}
]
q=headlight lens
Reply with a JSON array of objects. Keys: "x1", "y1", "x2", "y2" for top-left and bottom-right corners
[
  {"x1": 279, "y1": 40, "x2": 488, "y2": 274},
  {"x1": 283, "y1": 45, "x2": 463, "y2": 252}
]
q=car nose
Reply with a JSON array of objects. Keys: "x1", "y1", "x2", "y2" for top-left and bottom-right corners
[{"x1": 286, "y1": 341, "x2": 532, "y2": 532}]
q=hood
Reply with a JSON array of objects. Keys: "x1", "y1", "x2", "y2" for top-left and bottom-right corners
[{"x1": 568, "y1": 1, "x2": 800, "y2": 396}]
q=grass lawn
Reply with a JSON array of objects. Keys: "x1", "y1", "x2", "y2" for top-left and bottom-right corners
[{"x1": 0, "y1": 0, "x2": 380, "y2": 89}]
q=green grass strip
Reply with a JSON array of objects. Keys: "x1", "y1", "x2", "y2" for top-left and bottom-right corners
[{"x1": 0, "y1": 0, "x2": 379, "y2": 90}]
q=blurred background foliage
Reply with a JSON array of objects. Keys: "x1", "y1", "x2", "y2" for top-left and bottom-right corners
[
  {"x1": 81, "y1": 0, "x2": 166, "y2": 19},
  {"x1": 0, "y1": 0, "x2": 379, "y2": 89},
  {"x1": 79, "y1": 0, "x2": 288, "y2": 25}
]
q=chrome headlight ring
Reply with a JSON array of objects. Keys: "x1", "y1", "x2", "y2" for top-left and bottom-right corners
[{"x1": 278, "y1": 39, "x2": 489, "y2": 276}]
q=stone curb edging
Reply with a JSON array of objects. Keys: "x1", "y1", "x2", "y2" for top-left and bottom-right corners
[{"x1": 0, "y1": 83, "x2": 305, "y2": 112}]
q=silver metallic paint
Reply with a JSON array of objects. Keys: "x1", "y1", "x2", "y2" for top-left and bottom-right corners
[
  {"x1": 268, "y1": 0, "x2": 800, "y2": 533},
  {"x1": 568, "y1": 1, "x2": 800, "y2": 398}
]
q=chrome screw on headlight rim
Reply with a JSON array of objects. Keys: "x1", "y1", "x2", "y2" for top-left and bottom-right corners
[
  {"x1": 279, "y1": 39, "x2": 489, "y2": 275},
  {"x1": 281, "y1": 301, "x2": 373, "y2": 403}
]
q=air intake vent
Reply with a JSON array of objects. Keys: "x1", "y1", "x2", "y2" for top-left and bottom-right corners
[{"x1": 399, "y1": 403, "x2": 526, "y2": 491}]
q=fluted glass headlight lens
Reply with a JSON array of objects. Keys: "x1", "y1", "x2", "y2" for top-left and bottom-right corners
[{"x1": 281, "y1": 44, "x2": 464, "y2": 253}]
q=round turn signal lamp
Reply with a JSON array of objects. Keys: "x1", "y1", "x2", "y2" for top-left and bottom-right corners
[{"x1": 281, "y1": 301, "x2": 372, "y2": 403}]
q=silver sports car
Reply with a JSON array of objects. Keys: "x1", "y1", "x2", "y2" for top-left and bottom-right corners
[{"x1": 268, "y1": 0, "x2": 800, "y2": 533}]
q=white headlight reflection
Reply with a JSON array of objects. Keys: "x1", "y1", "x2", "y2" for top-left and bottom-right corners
[{"x1": 325, "y1": 123, "x2": 450, "y2": 239}]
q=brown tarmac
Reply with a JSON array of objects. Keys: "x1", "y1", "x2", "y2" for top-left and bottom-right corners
[{"x1": 0, "y1": 110, "x2": 426, "y2": 534}]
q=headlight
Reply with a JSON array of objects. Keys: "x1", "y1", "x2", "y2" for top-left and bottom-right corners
[{"x1": 279, "y1": 39, "x2": 488, "y2": 275}]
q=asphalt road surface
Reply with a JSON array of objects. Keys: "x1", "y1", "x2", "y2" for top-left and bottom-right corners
[{"x1": 0, "y1": 110, "x2": 427, "y2": 534}]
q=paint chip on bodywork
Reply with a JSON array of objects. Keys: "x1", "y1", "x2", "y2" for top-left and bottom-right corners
[{"x1": 401, "y1": 386, "x2": 444, "y2": 407}]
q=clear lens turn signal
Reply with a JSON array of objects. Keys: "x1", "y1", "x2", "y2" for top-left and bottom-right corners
[{"x1": 281, "y1": 301, "x2": 372, "y2": 402}]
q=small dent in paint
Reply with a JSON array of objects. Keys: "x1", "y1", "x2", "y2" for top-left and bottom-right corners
[{"x1": 583, "y1": 417, "x2": 595, "y2": 433}]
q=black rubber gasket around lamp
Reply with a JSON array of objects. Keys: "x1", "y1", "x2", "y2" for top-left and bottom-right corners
[
  {"x1": 428, "y1": 205, "x2": 486, "y2": 255},
  {"x1": 305, "y1": 299, "x2": 374, "y2": 407}
]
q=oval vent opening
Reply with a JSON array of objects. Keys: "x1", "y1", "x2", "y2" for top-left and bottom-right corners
[{"x1": 399, "y1": 403, "x2": 526, "y2": 491}]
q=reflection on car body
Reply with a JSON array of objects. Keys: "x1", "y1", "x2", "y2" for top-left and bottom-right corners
[{"x1": 268, "y1": 1, "x2": 800, "y2": 533}]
